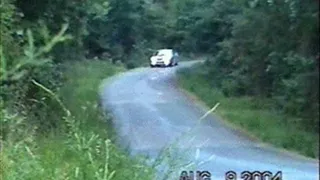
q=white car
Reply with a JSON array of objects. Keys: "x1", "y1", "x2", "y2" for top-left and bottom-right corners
[{"x1": 150, "y1": 49, "x2": 179, "y2": 67}]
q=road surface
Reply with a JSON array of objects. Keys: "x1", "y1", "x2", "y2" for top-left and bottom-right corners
[{"x1": 100, "y1": 61, "x2": 319, "y2": 180}]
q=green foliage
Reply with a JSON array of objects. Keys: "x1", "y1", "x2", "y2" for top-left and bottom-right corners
[
  {"x1": 200, "y1": 0, "x2": 319, "y2": 132},
  {"x1": 1, "y1": 0, "x2": 319, "y2": 176},
  {"x1": 1, "y1": 61, "x2": 155, "y2": 180},
  {"x1": 0, "y1": 24, "x2": 70, "y2": 82},
  {"x1": 175, "y1": 0, "x2": 319, "y2": 158},
  {"x1": 0, "y1": 0, "x2": 23, "y2": 62},
  {"x1": 1, "y1": 24, "x2": 71, "y2": 135}
]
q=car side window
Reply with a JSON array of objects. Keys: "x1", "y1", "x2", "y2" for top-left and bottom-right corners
[{"x1": 153, "y1": 51, "x2": 159, "y2": 56}]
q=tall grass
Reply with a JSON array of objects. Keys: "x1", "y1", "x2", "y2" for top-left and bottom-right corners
[
  {"x1": 0, "y1": 60, "x2": 156, "y2": 180},
  {"x1": 176, "y1": 66, "x2": 319, "y2": 159},
  {"x1": 1, "y1": 58, "x2": 248, "y2": 180}
]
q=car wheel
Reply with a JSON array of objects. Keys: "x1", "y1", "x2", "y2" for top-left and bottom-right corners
[
  {"x1": 150, "y1": 64, "x2": 154, "y2": 68},
  {"x1": 168, "y1": 59, "x2": 174, "y2": 67}
]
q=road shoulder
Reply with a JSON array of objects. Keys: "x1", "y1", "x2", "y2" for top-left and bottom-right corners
[{"x1": 174, "y1": 67, "x2": 319, "y2": 162}]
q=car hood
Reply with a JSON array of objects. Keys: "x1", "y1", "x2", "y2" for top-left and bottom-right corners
[{"x1": 152, "y1": 55, "x2": 171, "y2": 59}]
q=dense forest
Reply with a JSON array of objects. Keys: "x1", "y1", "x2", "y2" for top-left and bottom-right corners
[
  {"x1": 201, "y1": 0, "x2": 319, "y2": 132},
  {"x1": 0, "y1": 0, "x2": 319, "y2": 178}
]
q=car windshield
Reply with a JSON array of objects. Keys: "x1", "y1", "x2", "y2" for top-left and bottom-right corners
[{"x1": 154, "y1": 49, "x2": 171, "y2": 56}]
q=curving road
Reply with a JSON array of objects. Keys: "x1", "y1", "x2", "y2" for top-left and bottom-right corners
[{"x1": 100, "y1": 61, "x2": 319, "y2": 180}]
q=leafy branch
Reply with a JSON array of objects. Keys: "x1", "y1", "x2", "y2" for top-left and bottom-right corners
[{"x1": 0, "y1": 24, "x2": 72, "y2": 82}]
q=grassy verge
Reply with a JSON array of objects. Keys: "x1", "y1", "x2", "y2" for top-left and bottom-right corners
[
  {"x1": 1, "y1": 60, "x2": 154, "y2": 180},
  {"x1": 177, "y1": 66, "x2": 319, "y2": 159}
]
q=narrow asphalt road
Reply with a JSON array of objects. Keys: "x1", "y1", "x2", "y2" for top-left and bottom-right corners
[{"x1": 100, "y1": 61, "x2": 319, "y2": 180}]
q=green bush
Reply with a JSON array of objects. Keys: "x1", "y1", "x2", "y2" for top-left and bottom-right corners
[
  {"x1": 1, "y1": 60, "x2": 155, "y2": 180},
  {"x1": 126, "y1": 61, "x2": 137, "y2": 69}
]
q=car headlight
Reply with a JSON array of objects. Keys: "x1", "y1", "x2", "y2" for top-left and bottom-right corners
[{"x1": 150, "y1": 57, "x2": 157, "y2": 64}]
